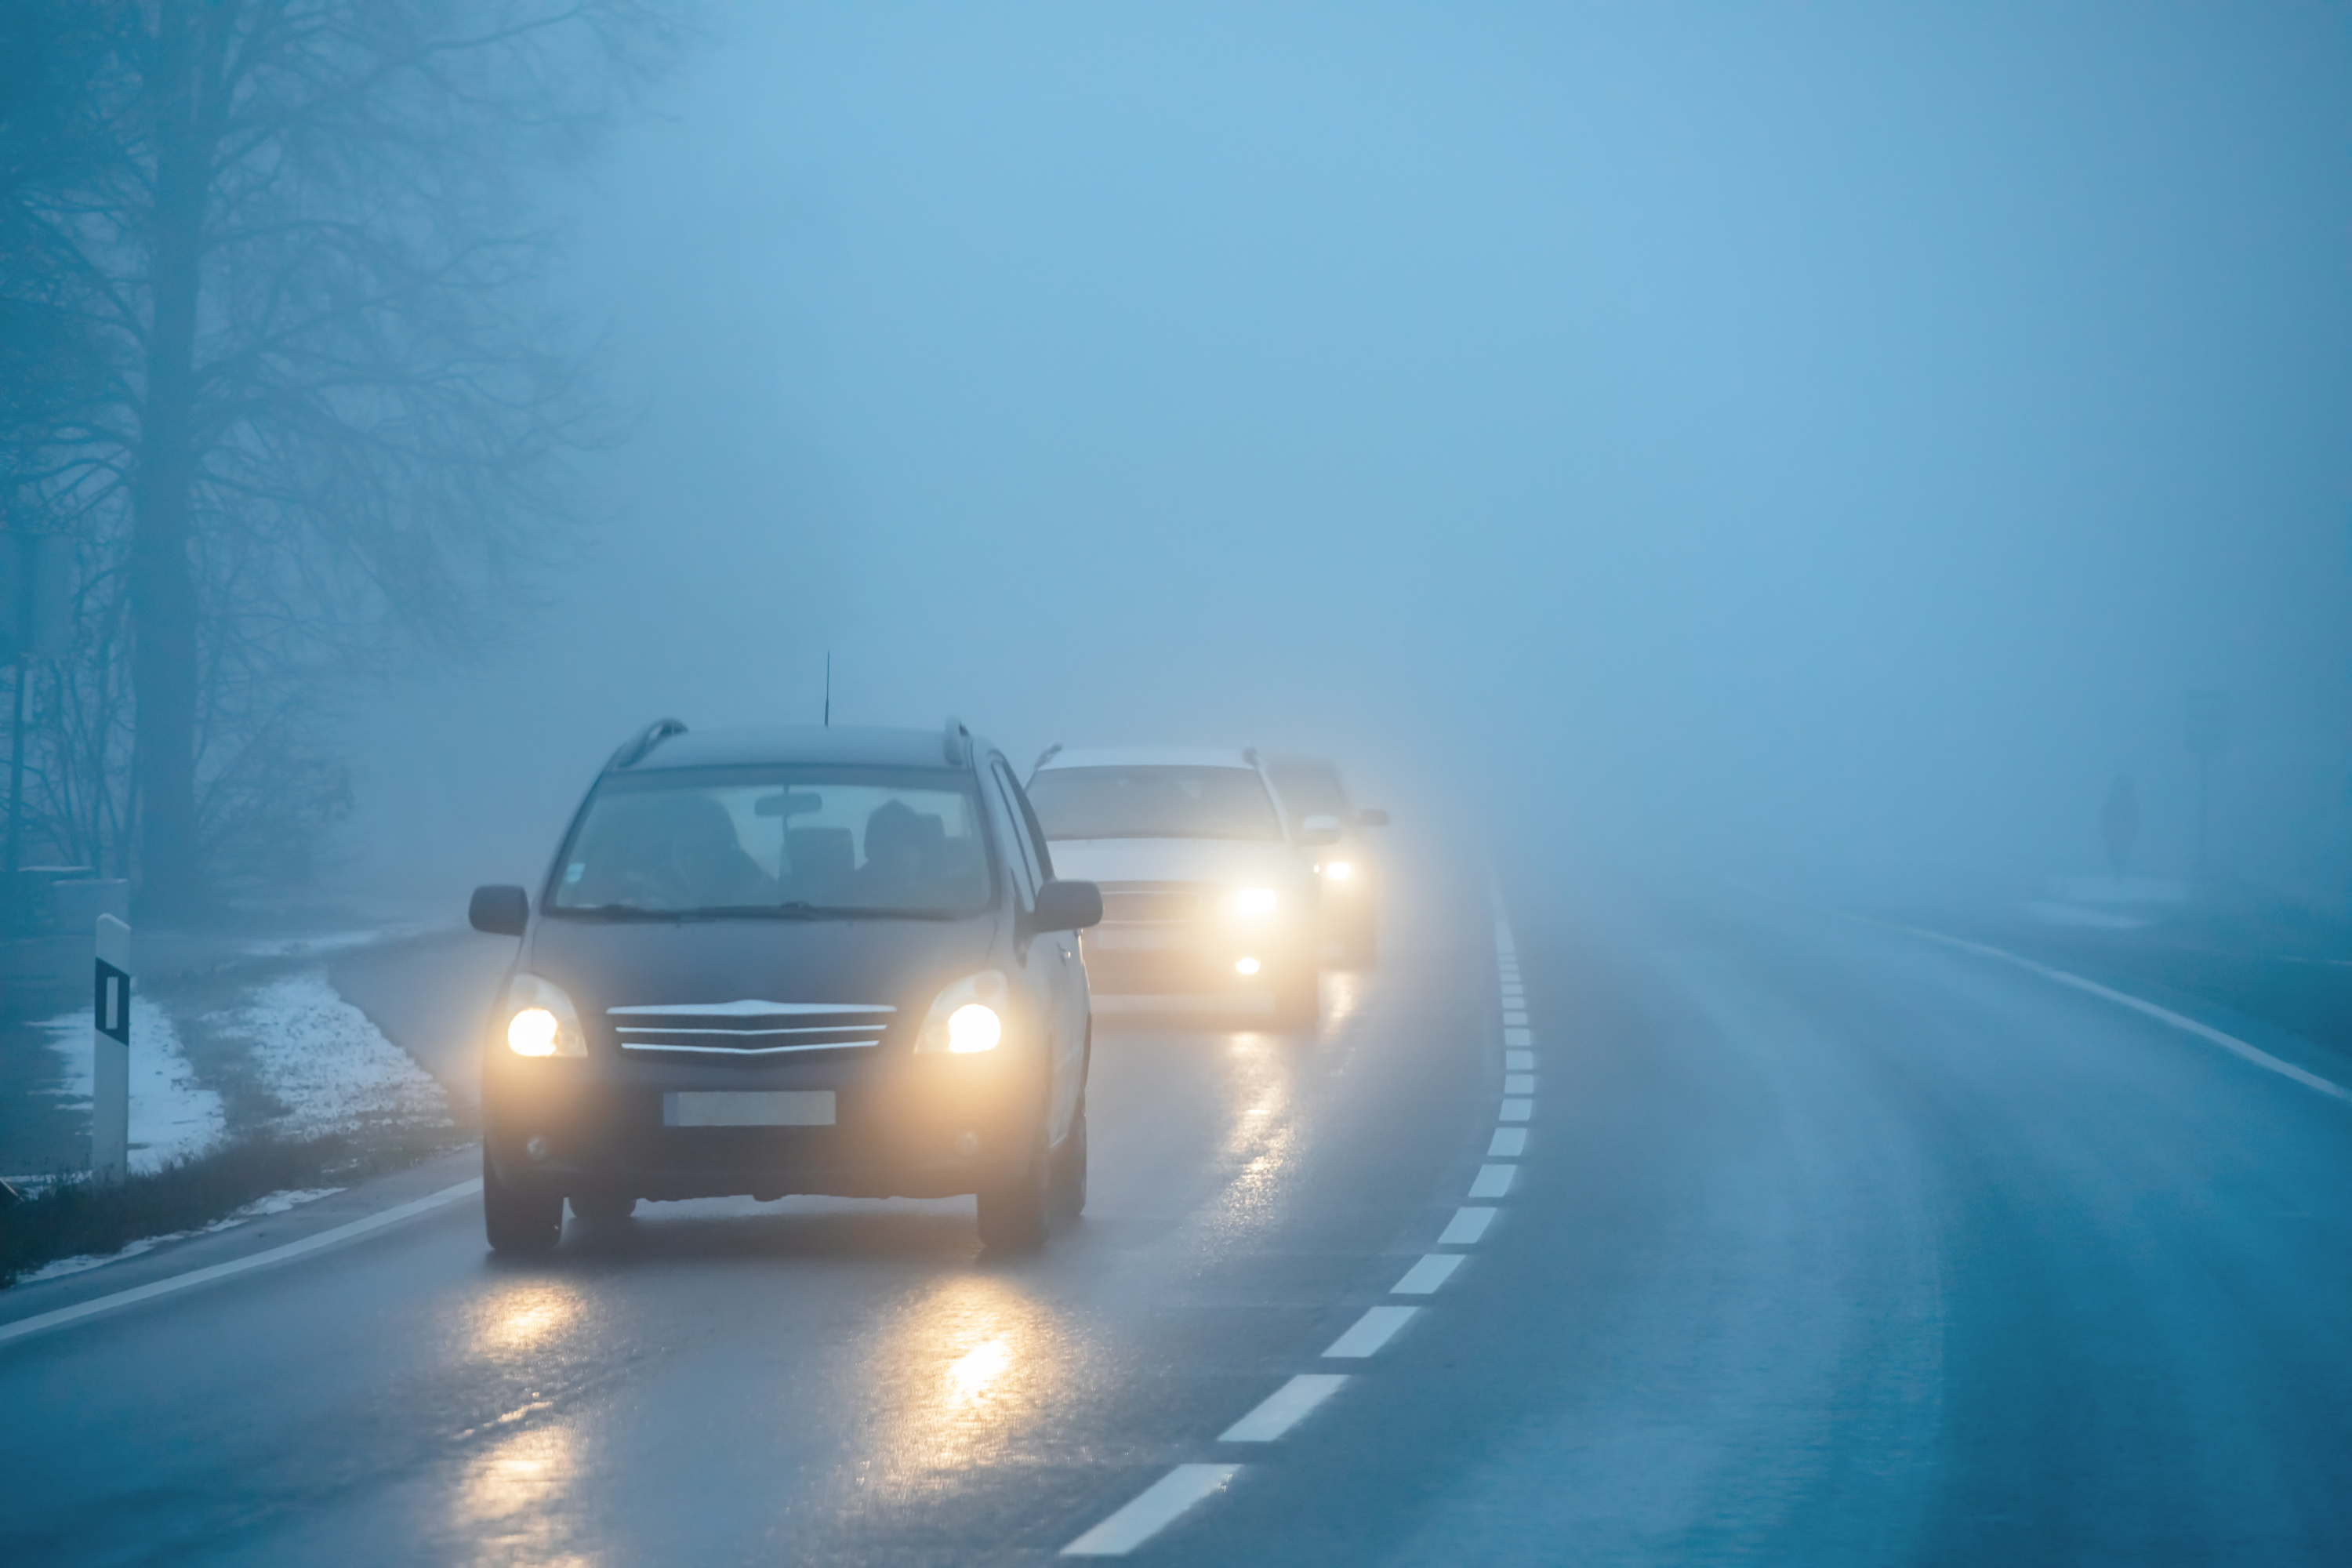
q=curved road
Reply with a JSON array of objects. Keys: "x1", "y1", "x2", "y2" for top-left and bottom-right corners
[{"x1": 4, "y1": 873, "x2": 2350, "y2": 1564}]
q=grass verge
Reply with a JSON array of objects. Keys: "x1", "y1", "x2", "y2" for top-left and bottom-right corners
[{"x1": 0, "y1": 1126, "x2": 471, "y2": 1290}]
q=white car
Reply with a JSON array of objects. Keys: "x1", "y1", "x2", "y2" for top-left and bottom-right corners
[{"x1": 1026, "y1": 746, "x2": 1337, "y2": 1026}]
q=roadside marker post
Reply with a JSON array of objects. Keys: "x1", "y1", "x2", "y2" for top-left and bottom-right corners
[{"x1": 93, "y1": 913, "x2": 130, "y2": 1183}]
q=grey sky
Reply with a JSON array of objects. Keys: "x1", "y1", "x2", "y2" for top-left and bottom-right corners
[{"x1": 343, "y1": 3, "x2": 2352, "y2": 906}]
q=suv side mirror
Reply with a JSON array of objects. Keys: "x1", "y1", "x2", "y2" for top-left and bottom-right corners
[
  {"x1": 1357, "y1": 808, "x2": 1390, "y2": 828},
  {"x1": 470, "y1": 884, "x2": 529, "y2": 937},
  {"x1": 1030, "y1": 879, "x2": 1102, "y2": 933},
  {"x1": 1299, "y1": 813, "x2": 1342, "y2": 847}
]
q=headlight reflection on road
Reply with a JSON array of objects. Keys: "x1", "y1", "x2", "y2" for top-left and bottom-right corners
[
  {"x1": 860, "y1": 1276, "x2": 1065, "y2": 1491},
  {"x1": 473, "y1": 1281, "x2": 587, "y2": 1356},
  {"x1": 455, "y1": 1421, "x2": 585, "y2": 1563}
]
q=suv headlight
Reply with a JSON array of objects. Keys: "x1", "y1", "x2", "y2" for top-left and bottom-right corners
[
  {"x1": 503, "y1": 973, "x2": 588, "y2": 1058},
  {"x1": 914, "y1": 969, "x2": 1009, "y2": 1054},
  {"x1": 1231, "y1": 887, "x2": 1278, "y2": 918}
]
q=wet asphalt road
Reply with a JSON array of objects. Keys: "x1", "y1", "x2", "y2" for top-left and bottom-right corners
[{"x1": 5, "y1": 875, "x2": 2352, "y2": 1565}]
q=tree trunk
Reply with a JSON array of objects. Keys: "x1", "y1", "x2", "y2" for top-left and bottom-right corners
[{"x1": 129, "y1": 2, "x2": 212, "y2": 921}]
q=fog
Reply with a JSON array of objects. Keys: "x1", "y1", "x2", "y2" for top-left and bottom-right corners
[{"x1": 339, "y1": 4, "x2": 2352, "y2": 913}]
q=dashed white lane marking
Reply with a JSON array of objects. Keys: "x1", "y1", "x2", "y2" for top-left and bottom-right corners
[
  {"x1": 1876, "y1": 919, "x2": 2352, "y2": 1108},
  {"x1": 1503, "y1": 1073, "x2": 1536, "y2": 1095},
  {"x1": 1505, "y1": 1049, "x2": 1536, "y2": 1071},
  {"x1": 1500, "y1": 1098, "x2": 1531, "y2": 1122},
  {"x1": 1391, "y1": 1254, "x2": 1465, "y2": 1294},
  {"x1": 1323, "y1": 1305, "x2": 1420, "y2": 1358},
  {"x1": 0, "y1": 1178, "x2": 483, "y2": 1348},
  {"x1": 1438, "y1": 1206, "x2": 1497, "y2": 1245},
  {"x1": 1504, "y1": 1027, "x2": 1532, "y2": 1047},
  {"x1": 1468, "y1": 1163, "x2": 1516, "y2": 1199},
  {"x1": 1503, "y1": 1011, "x2": 1529, "y2": 1026},
  {"x1": 1488, "y1": 1127, "x2": 1527, "y2": 1157},
  {"x1": 1062, "y1": 1465, "x2": 1242, "y2": 1555},
  {"x1": 1219, "y1": 1374, "x2": 1351, "y2": 1442}
]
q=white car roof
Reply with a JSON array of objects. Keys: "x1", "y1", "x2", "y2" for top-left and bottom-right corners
[{"x1": 1037, "y1": 746, "x2": 1258, "y2": 771}]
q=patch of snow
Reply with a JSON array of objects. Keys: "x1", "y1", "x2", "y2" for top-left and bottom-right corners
[
  {"x1": 15, "y1": 1188, "x2": 343, "y2": 1283},
  {"x1": 37, "y1": 1004, "x2": 227, "y2": 1172},
  {"x1": 240, "y1": 924, "x2": 436, "y2": 959},
  {"x1": 216, "y1": 971, "x2": 448, "y2": 1136}
]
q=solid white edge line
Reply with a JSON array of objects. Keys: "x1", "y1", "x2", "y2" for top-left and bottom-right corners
[
  {"x1": 1488, "y1": 1127, "x2": 1527, "y2": 1157},
  {"x1": 1392, "y1": 1253, "x2": 1465, "y2": 1294},
  {"x1": 1438, "y1": 1206, "x2": 1497, "y2": 1244},
  {"x1": 1468, "y1": 1163, "x2": 1516, "y2": 1199},
  {"x1": 1870, "y1": 918, "x2": 2352, "y2": 1107},
  {"x1": 0, "y1": 1178, "x2": 485, "y2": 1348},
  {"x1": 1218, "y1": 1374, "x2": 1351, "y2": 1442},
  {"x1": 1323, "y1": 1304, "x2": 1419, "y2": 1358},
  {"x1": 1062, "y1": 1465, "x2": 1242, "y2": 1556}
]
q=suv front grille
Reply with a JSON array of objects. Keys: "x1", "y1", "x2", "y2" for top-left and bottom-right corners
[
  {"x1": 607, "y1": 1000, "x2": 895, "y2": 1057},
  {"x1": 1098, "y1": 884, "x2": 1204, "y2": 925}
]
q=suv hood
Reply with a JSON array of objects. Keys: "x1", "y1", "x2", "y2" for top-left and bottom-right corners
[
  {"x1": 1047, "y1": 837, "x2": 1308, "y2": 887},
  {"x1": 521, "y1": 914, "x2": 999, "y2": 1019}
]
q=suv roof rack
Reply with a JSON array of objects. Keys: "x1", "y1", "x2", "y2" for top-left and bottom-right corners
[
  {"x1": 943, "y1": 717, "x2": 971, "y2": 767},
  {"x1": 608, "y1": 717, "x2": 687, "y2": 771}
]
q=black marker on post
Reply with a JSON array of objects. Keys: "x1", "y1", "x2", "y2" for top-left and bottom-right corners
[{"x1": 93, "y1": 913, "x2": 130, "y2": 1183}]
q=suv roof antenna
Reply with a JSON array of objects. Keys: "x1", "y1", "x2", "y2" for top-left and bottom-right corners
[
  {"x1": 1033, "y1": 743, "x2": 1062, "y2": 774},
  {"x1": 943, "y1": 717, "x2": 970, "y2": 768},
  {"x1": 823, "y1": 652, "x2": 831, "y2": 728}
]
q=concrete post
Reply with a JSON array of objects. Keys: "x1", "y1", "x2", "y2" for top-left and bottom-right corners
[{"x1": 93, "y1": 913, "x2": 131, "y2": 1183}]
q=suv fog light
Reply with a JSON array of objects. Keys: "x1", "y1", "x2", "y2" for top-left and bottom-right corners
[
  {"x1": 954, "y1": 1131, "x2": 980, "y2": 1157},
  {"x1": 1234, "y1": 956, "x2": 1261, "y2": 976},
  {"x1": 524, "y1": 1135, "x2": 550, "y2": 1163}
]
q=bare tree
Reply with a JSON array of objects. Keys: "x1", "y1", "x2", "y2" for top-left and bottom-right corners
[{"x1": 4, "y1": 0, "x2": 678, "y2": 916}]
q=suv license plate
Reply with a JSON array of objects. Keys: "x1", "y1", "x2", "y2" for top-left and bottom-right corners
[{"x1": 663, "y1": 1091, "x2": 836, "y2": 1127}]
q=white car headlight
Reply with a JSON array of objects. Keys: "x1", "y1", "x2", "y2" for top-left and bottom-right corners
[
  {"x1": 504, "y1": 972, "x2": 587, "y2": 1058},
  {"x1": 915, "y1": 969, "x2": 1009, "y2": 1054},
  {"x1": 1323, "y1": 860, "x2": 1354, "y2": 882},
  {"x1": 1232, "y1": 887, "x2": 1278, "y2": 917}
]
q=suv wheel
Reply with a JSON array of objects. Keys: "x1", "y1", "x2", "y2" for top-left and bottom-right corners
[
  {"x1": 976, "y1": 1124, "x2": 1050, "y2": 1252},
  {"x1": 1049, "y1": 1098, "x2": 1088, "y2": 1221},
  {"x1": 483, "y1": 1144, "x2": 562, "y2": 1254}
]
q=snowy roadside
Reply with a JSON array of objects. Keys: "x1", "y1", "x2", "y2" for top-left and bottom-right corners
[
  {"x1": 3, "y1": 953, "x2": 468, "y2": 1287},
  {"x1": 24, "y1": 970, "x2": 450, "y2": 1175}
]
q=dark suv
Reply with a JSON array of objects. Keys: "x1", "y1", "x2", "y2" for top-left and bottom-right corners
[{"x1": 468, "y1": 719, "x2": 1102, "y2": 1254}]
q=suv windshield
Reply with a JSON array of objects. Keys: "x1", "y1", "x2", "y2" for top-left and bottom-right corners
[
  {"x1": 1026, "y1": 765, "x2": 1283, "y2": 842},
  {"x1": 547, "y1": 765, "x2": 994, "y2": 918},
  {"x1": 1267, "y1": 758, "x2": 1348, "y2": 833}
]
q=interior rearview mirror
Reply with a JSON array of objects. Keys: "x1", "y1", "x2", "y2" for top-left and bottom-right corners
[
  {"x1": 470, "y1": 884, "x2": 528, "y2": 937},
  {"x1": 1030, "y1": 879, "x2": 1103, "y2": 934},
  {"x1": 1300, "y1": 813, "x2": 1342, "y2": 847},
  {"x1": 754, "y1": 791, "x2": 824, "y2": 817},
  {"x1": 1357, "y1": 808, "x2": 1390, "y2": 828}
]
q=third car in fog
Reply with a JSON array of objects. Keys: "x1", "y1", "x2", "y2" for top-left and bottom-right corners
[{"x1": 1265, "y1": 754, "x2": 1388, "y2": 967}]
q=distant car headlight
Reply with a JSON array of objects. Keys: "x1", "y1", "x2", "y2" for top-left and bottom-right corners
[
  {"x1": 1232, "y1": 887, "x2": 1278, "y2": 917},
  {"x1": 916, "y1": 969, "x2": 1010, "y2": 1054},
  {"x1": 1323, "y1": 860, "x2": 1354, "y2": 883},
  {"x1": 503, "y1": 973, "x2": 587, "y2": 1058}
]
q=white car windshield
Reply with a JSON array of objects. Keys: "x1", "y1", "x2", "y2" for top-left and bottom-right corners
[
  {"x1": 1026, "y1": 765, "x2": 1283, "y2": 842},
  {"x1": 548, "y1": 765, "x2": 993, "y2": 917}
]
